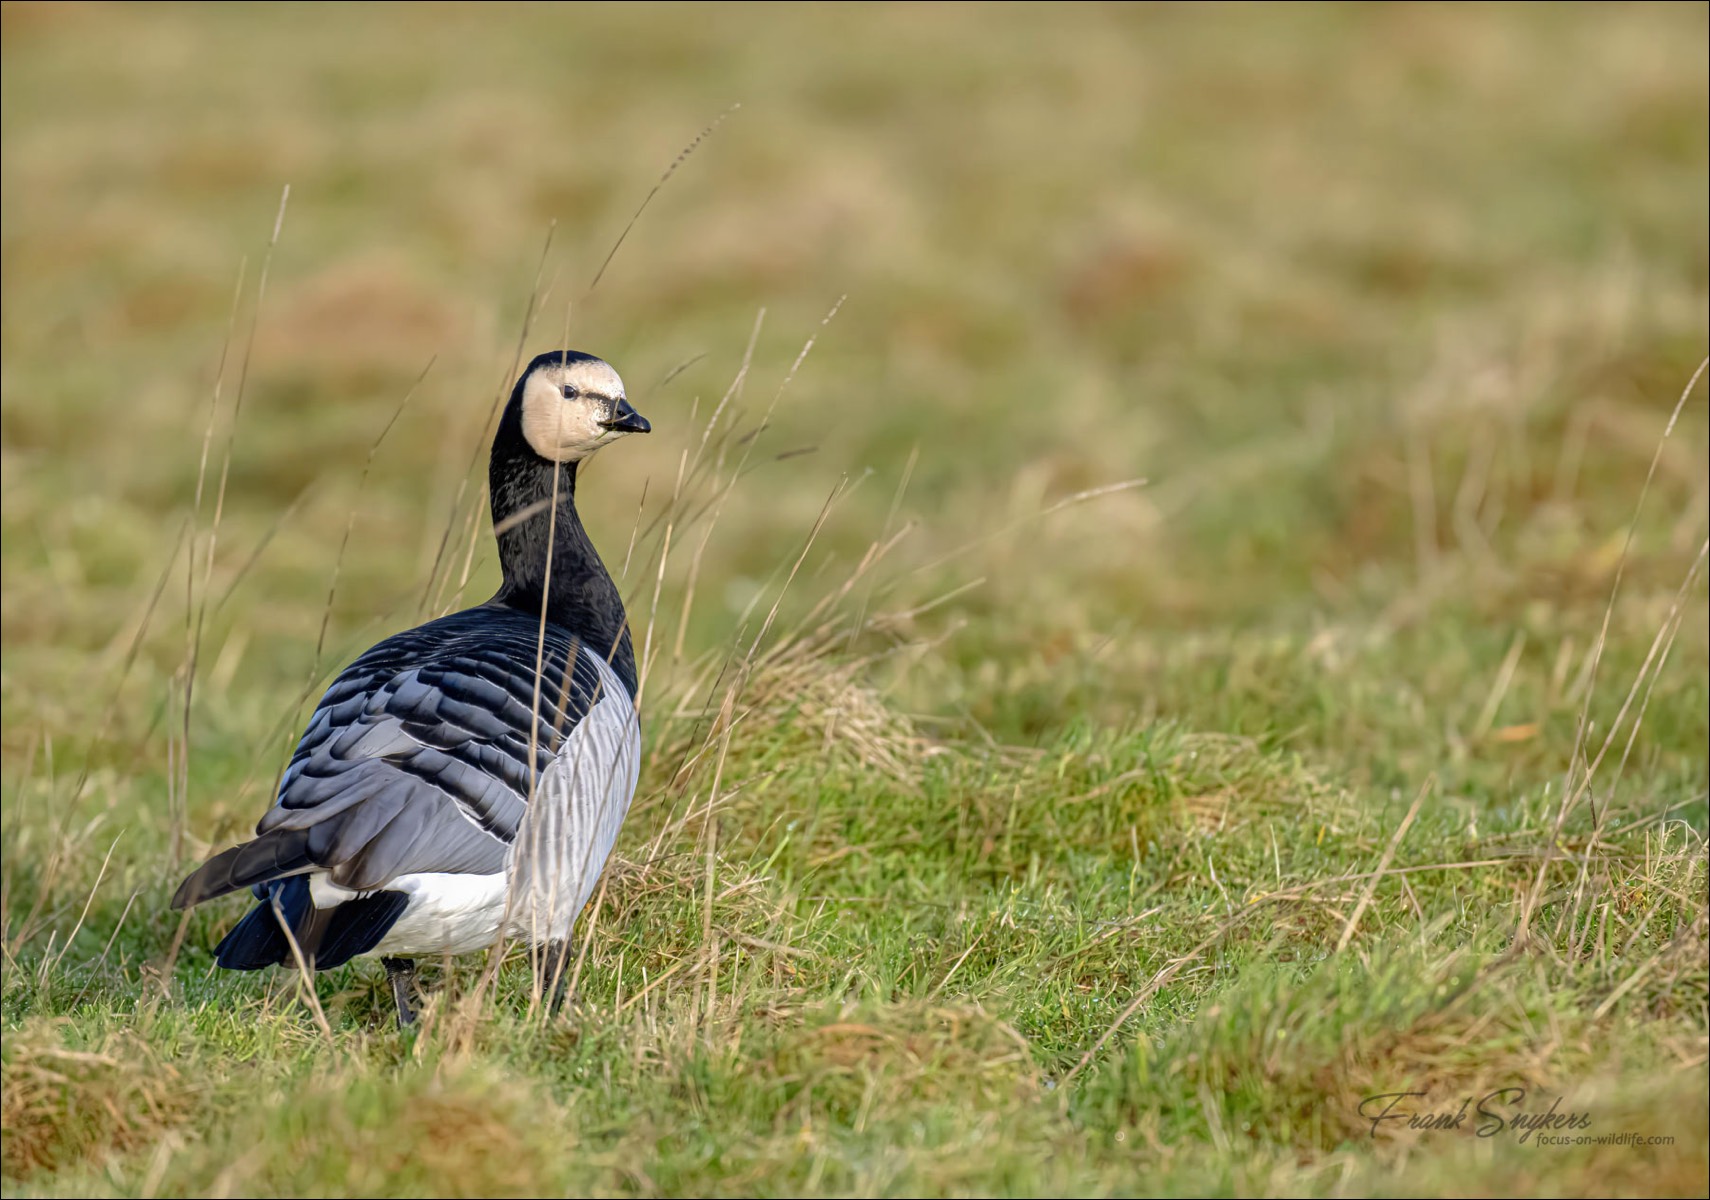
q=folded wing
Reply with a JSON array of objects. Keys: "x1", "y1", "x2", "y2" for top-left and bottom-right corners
[{"x1": 172, "y1": 605, "x2": 622, "y2": 910}]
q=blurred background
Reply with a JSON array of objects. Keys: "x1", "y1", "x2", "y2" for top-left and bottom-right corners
[
  {"x1": 3, "y1": 2, "x2": 1706, "y2": 752},
  {"x1": 1, "y1": 5, "x2": 1707, "y2": 1192}
]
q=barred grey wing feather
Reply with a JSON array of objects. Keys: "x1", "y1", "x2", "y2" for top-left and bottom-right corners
[
  {"x1": 172, "y1": 605, "x2": 621, "y2": 908},
  {"x1": 508, "y1": 653, "x2": 641, "y2": 943}
]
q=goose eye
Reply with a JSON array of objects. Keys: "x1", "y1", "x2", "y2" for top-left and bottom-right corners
[{"x1": 560, "y1": 384, "x2": 580, "y2": 399}]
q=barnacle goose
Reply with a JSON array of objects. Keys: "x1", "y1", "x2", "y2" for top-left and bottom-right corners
[{"x1": 173, "y1": 350, "x2": 651, "y2": 1024}]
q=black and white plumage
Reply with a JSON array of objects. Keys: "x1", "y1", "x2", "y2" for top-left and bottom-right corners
[{"x1": 173, "y1": 350, "x2": 652, "y2": 1021}]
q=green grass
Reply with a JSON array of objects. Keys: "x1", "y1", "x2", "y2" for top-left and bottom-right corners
[{"x1": 2, "y1": 2, "x2": 1707, "y2": 1196}]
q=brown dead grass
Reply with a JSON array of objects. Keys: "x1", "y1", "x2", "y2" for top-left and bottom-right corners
[{"x1": 0, "y1": 1022, "x2": 196, "y2": 1183}]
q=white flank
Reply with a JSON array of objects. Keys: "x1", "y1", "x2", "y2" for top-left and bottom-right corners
[{"x1": 367, "y1": 871, "x2": 510, "y2": 957}]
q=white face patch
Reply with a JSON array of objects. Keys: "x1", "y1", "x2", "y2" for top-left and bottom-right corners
[{"x1": 520, "y1": 358, "x2": 631, "y2": 463}]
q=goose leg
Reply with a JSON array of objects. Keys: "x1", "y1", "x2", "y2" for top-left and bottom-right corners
[
  {"x1": 382, "y1": 956, "x2": 417, "y2": 1028},
  {"x1": 538, "y1": 940, "x2": 571, "y2": 1015}
]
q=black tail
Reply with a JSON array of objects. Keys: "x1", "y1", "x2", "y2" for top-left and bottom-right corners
[
  {"x1": 214, "y1": 877, "x2": 312, "y2": 970},
  {"x1": 213, "y1": 876, "x2": 410, "y2": 972},
  {"x1": 315, "y1": 890, "x2": 410, "y2": 968}
]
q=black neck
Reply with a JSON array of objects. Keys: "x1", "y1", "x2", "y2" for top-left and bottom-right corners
[{"x1": 488, "y1": 419, "x2": 637, "y2": 698}]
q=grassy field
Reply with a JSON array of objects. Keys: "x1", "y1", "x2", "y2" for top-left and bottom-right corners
[{"x1": 2, "y1": 2, "x2": 1707, "y2": 1195}]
